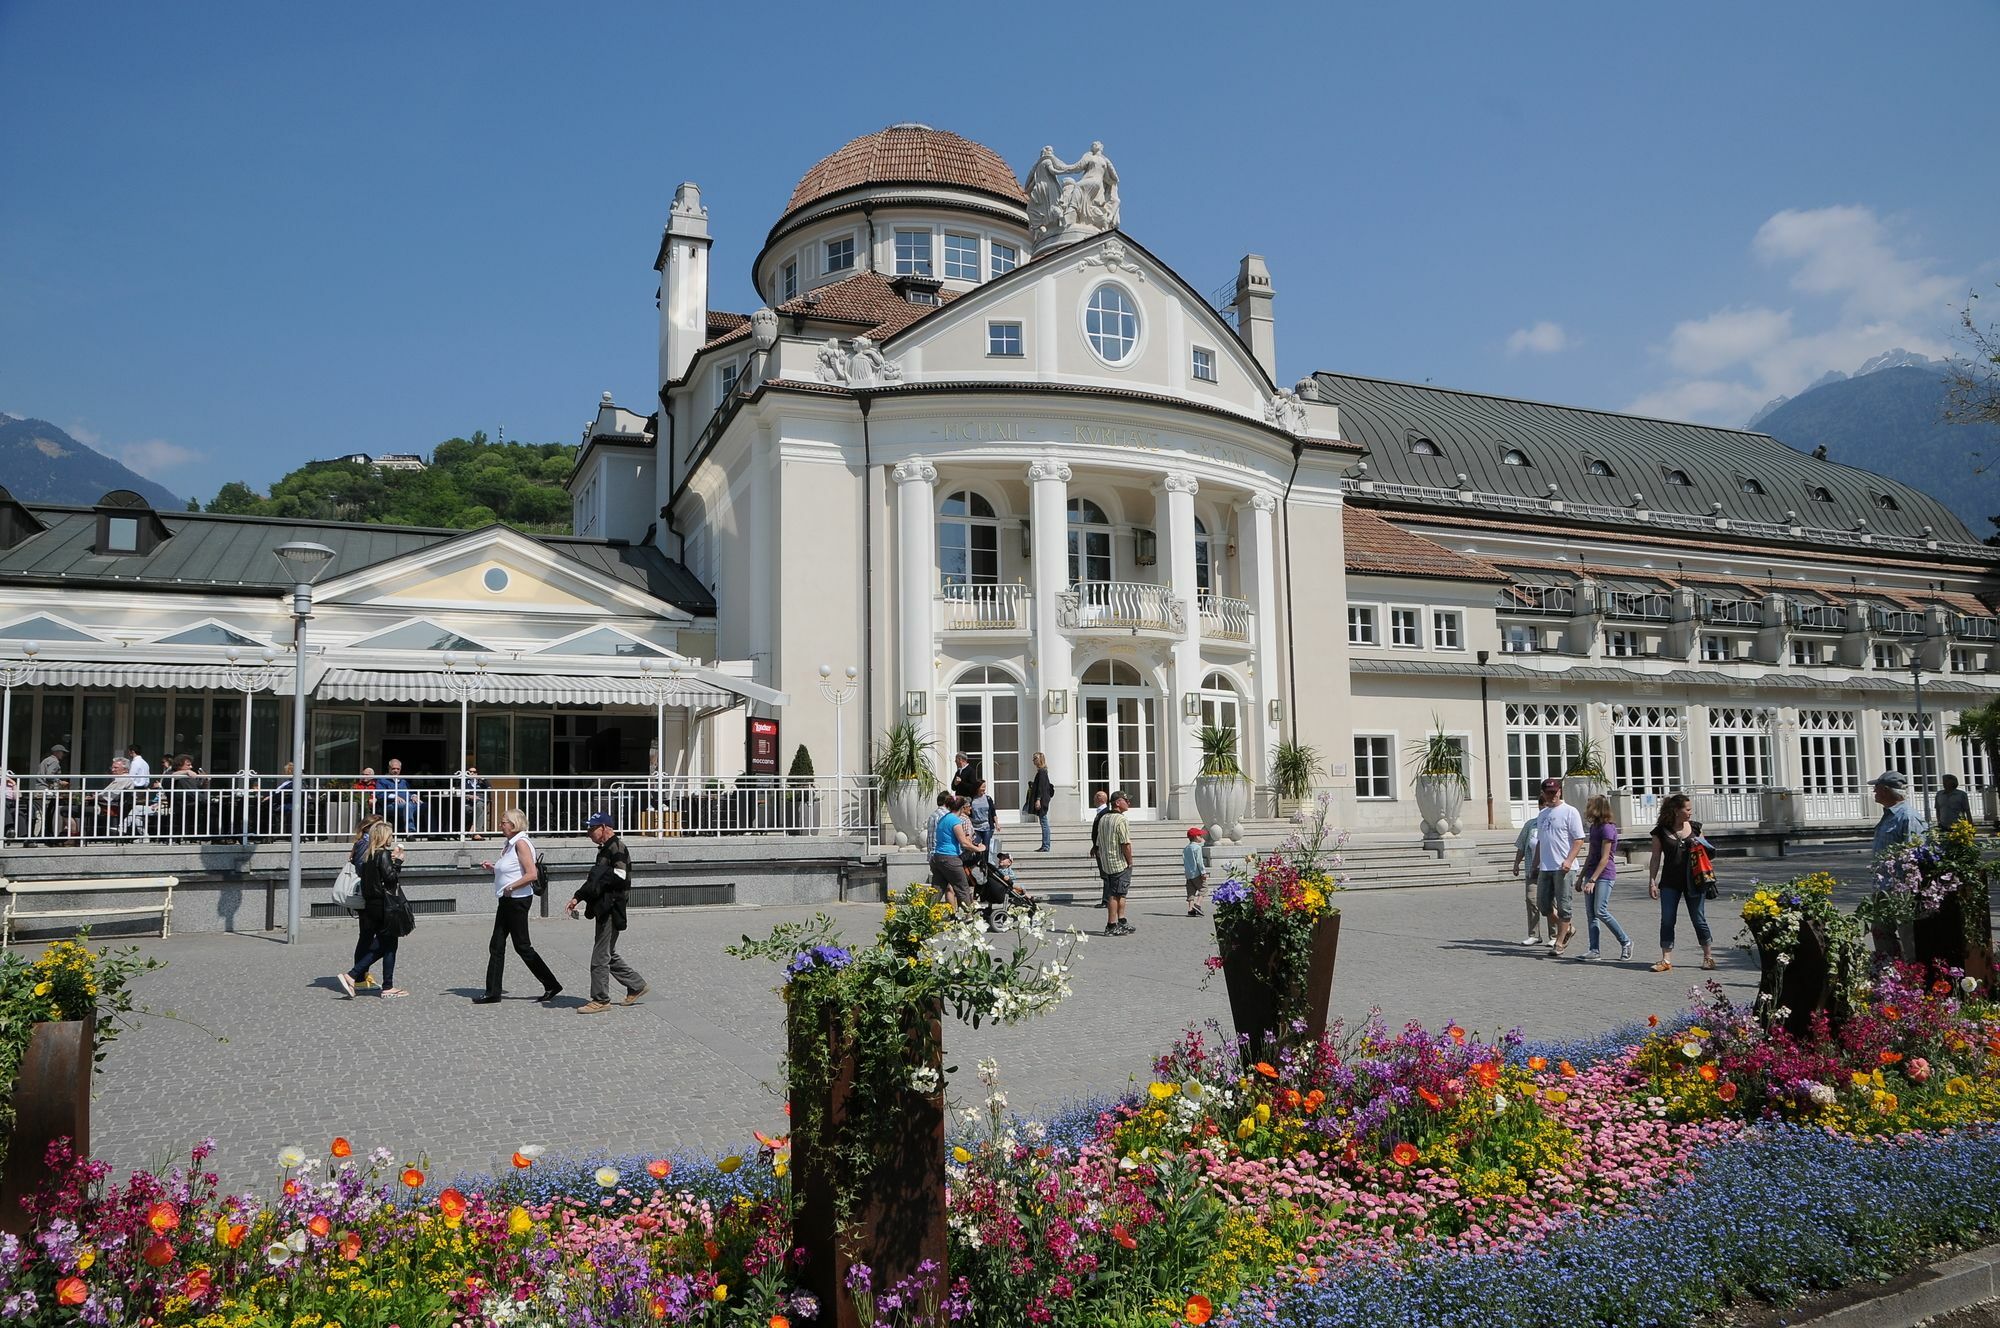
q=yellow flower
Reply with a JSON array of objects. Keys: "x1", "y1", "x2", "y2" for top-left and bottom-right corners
[
  {"x1": 712, "y1": 1285, "x2": 729, "y2": 1302},
  {"x1": 1148, "y1": 1082, "x2": 1177, "y2": 1100},
  {"x1": 772, "y1": 1161, "x2": 788, "y2": 1178},
  {"x1": 1235, "y1": 1117, "x2": 1256, "y2": 1140},
  {"x1": 1871, "y1": 1091, "x2": 1899, "y2": 1115},
  {"x1": 507, "y1": 1206, "x2": 532, "y2": 1236},
  {"x1": 718, "y1": 1155, "x2": 743, "y2": 1173},
  {"x1": 32, "y1": 981, "x2": 50, "y2": 997},
  {"x1": 951, "y1": 1146, "x2": 973, "y2": 1164},
  {"x1": 1946, "y1": 1076, "x2": 1972, "y2": 1096},
  {"x1": 76, "y1": 1249, "x2": 95, "y2": 1273},
  {"x1": 1254, "y1": 1103, "x2": 1271, "y2": 1125}
]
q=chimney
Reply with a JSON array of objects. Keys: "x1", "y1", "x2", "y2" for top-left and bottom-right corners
[
  {"x1": 657, "y1": 183, "x2": 712, "y2": 389},
  {"x1": 1233, "y1": 254, "x2": 1276, "y2": 382}
]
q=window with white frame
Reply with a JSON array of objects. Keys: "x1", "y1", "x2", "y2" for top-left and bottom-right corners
[
  {"x1": 1873, "y1": 641, "x2": 1902, "y2": 670},
  {"x1": 1505, "y1": 703, "x2": 1581, "y2": 812},
  {"x1": 989, "y1": 241, "x2": 1017, "y2": 276},
  {"x1": 1791, "y1": 639, "x2": 1819, "y2": 666},
  {"x1": 1951, "y1": 647, "x2": 1978, "y2": 673},
  {"x1": 1605, "y1": 630, "x2": 1641, "y2": 657},
  {"x1": 715, "y1": 361, "x2": 739, "y2": 409},
  {"x1": 1348, "y1": 605, "x2": 1378, "y2": 646},
  {"x1": 938, "y1": 490, "x2": 1000, "y2": 586},
  {"x1": 1611, "y1": 704, "x2": 1684, "y2": 797},
  {"x1": 1389, "y1": 608, "x2": 1420, "y2": 648},
  {"x1": 1707, "y1": 706, "x2": 1773, "y2": 790},
  {"x1": 1798, "y1": 709, "x2": 1860, "y2": 801},
  {"x1": 781, "y1": 260, "x2": 798, "y2": 301},
  {"x1": 1959, "y1": 734, "x2": 1990, "y2": 791},
  {"x1": 893, "y1": 229, "x2": 933, "y2": 276},
  {"x1": 1501, "y1": 624, "x2": 1538, "y2": 654},
  {"x1": 1066, "y1": 497, "x2": 1113, "y2": 585},
  {"x1": 1198, "y1": 671, "x2": 1242, "y2": 758},
  {"x1": 1432, "y1": 610, "x2": 1464, "y2": 651},
  {"x1": 943, "y1": 233, "x2": 980, "y2": 281},
  {"x1": 987, "y1": 321, "x2": 1023, "y2": 357},
  {"x1": 1701, "y1": 634, "x2": 1728, "y2": 662},
  {"x1": 1084, "y1": 284, "x2": 1139, "y2": 363},
  {"x1": 1191, "y1": 346, "x2": 1216, "y2": 382},
  {"x1": 1194, "y1": 517, "x2": 1213, "y2": 595},
  {"x1": 824, "y1": 236, "x2": 855, "y2": 273},
  {"x1": 1881, "y1": 711, "x2": 1939, "y2": 793},
  {"x1": 1353, "y1": 734, "x2": 1394, "y2": 800}
]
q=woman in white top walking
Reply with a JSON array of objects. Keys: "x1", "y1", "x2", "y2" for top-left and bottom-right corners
[{"x1": 474, "y1": 807, "x2": 564, "y2": 1004}]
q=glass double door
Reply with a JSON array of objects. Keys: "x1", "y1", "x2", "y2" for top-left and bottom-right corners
[
  {"x1": 1079, "y1": 690, "x2": 1158, "y2": 819},
  {"x1": 951, "y1": 686, "x2": 1022, "y2": 821}
]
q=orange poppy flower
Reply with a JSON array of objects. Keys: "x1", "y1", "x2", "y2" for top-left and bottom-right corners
[
  {"x1": 754, "y1": 1131, "x2": 789, "y2": 1150},
  {"x1": 1880, "y1": 1004, "x2": 1902, "y2": 1021},
  {"x1": 1527, "y1": 1056, "x2": 1548, "y2": 1072},
  {"x1": 307, "y1": 1213, "x2": 332, "y2": 1239},
  {"x1": 650, "y1": 1296, "x2": 669, "y2": 1321},
  {"x1": 1879, "y1": 1050, "x2": 1904, "y2": 1064},
  {"x1": 1647, "y1": 1014, "x2": 1660, "y2": 1028},
  {"x1": 770, "y1": 1317, "x2": 792, "y2": 1328},
  {"x1": 1933, "y1": 979, "x2": 1955, "y2": 995},
  {"x1": 282, "y1": 1178, "x2": 300, "y2": 1198},
  {"x1": 216, "y1": 1217, "x2": 247, "y2": 1249},
  {"x1": 330, "y1": 1137, "x2": 353, "y2": 1159},
  {"x1": 1446, "y1": 1025, "x2": 1466, "y2": 1045},
  {"x1": 1697, "y1": 1065, "x2": 1719, "y2": 1083},
  {"x1": 1391, "y1": 1142, "x2": 1420, "y2": 1167},
  {"x1": 512, "y1": 1152, "x2": 536, "y2": 1169},
  {"x1": 1303, "y1": 1089, "x2": 1326, "y2": 1111},
  {"x1": 647, "y1": 1158, "x2": 673, "y2": 1179},
  {"x1": 401, "y1": 1167, "x2": 425, "y2": 1189},
  {"x1": 1113, "y1": 1222, "x2": 1138, "y2": 1250},
  {"x1": 1185, "y1": 1293, "x2": 1215, "y2": 1325},
  {"x1": 56, "y1": 1277, "x2": 87, "y2": 1306},
  {"x1": 182, "y1": 1266, "x2": 214, "y2": 1300},
  {"x1": 1253, "y1": 1062, "x2": 1278, "y2": 1079},
  {"x1": 437, "y1": 1188, "x2": 467, "y2": 1226},
  {"x1": 704, "y1": 1238, "x2": 721, "y2": 1261},
  {"x1": 339, "y1": 1231, "x2": 363, "y2": 1262},
  {"x1": 1280, "y1": 1088, "x2": 1302, "y2": 1109},
  {"x1": 147, "y1": 1201, "x2": 180, "y2": 1235},
  {"x1": 1559, "y1": 1060, "x2": 1577, "y2": 1078},
  {"x1": 1418, "y1": 1087, "x2": 1444, "y2": 1110},
  {"x1": 1717, "y1": 1082, "x2": 1739, "y2": 1102},
  {"x1": 142, "y1": 1238, "x2": 175, "y2": 1268},
  {"x1": 1468, "y1": 1061, "x2": 1501, "y2": 1091}
]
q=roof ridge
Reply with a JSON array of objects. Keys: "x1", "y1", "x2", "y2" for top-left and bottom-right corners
[{"x1": 1311, "y1": 370, "x2": 1783, "y2": 439}]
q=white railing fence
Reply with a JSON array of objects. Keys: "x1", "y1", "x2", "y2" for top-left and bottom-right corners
[
  {"x1": 1683, "y1": 785, "x2": 1762, "y2": 827},
  {"x1": 1199, "y1": 593, "x2": 1252, "y2": 641},
  {"x1": 3, "y1": 774, "x2": 879, "y2": 846},
  {"x1": 1058, "y1": 580, "x2": 1185, "y2": 632},
  {"x1": 938, "y1": 582, "x2": 1029, "y2": 630}
]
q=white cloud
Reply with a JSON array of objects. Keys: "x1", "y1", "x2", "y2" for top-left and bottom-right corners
[
  {"x1": 1631, "y1": 205, "x2": 1963, "y2": 425},
  {"x1": 1506, "y1": 321, "x2": 1571, "y2": 355},
  {"x1": 112, "y1": 439, "x2": 203, "y2": 479}
]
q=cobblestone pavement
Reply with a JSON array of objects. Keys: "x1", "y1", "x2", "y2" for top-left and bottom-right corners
[{"x1": 32, "y1": 841, "x2": 1908, "y2": 1190}]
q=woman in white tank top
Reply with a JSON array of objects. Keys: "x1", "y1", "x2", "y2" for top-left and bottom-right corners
[{"x1": 474, "y1": 807, "x2": 563, "y2": 1004}]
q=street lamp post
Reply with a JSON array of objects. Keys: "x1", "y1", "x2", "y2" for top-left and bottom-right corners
[
  {"x1": 818, "y1": 664, "x2": 858, "y2": 828},
  {"x1": 440, "y1": 652, "x2": 490, "y2": 843},
  {"x1": 220, "y1": 645, "x2": 280, "y2": 845},
  {"x1": 1904, "y1": 634, "x2": 1935, "y2": 824},
  {"x1": 637, "y1": 660, "x2": 689, "y2": 834},
  {"x1": 1, "y1": 642, "x2": 40, "y2": 835},
  {"x1": 274, "y1": 541, "x2": 337, "y2": 943}
]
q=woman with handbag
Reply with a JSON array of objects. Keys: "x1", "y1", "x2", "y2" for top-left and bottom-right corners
[
  {"x1": 1645, "y1": 792, "x2": 1716, "y2": 973},
  {"x1": 337, "y1": 820, "x2": 409, "y2": 998},
  {"x1": 1023, "y1": 752, "x2": 1056, "y2": 852}
]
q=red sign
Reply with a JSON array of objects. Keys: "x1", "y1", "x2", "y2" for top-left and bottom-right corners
[{"x1": 746, "y1": 716, "x2": 780, "y2": 776}]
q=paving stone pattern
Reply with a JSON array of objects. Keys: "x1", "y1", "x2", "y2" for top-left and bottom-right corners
[{"x1": 52, "y1": 841, "x2": 1906, "y2": 1190}]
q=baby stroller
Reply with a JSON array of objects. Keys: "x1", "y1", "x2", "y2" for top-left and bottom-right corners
[{"x1": 966, "y1": 848, "x2": 1044, "y2": 933}]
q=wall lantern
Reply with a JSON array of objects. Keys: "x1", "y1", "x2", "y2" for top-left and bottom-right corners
[
  {"x1": 1045, "y1": 688, "x2": 1069, "y2": 715},
  {"x1": 1134, "y1": 528, "x2": 1157, "y2": 566},
  {"x1": 1182, "y1": 691, "x2": 1203, "y2": 719},
  {"x1": 905, "y1": 690, "x2": 927, "y2": 717},
  {"x1": 1268, "y1": 698, "x2": 1285, "y2": 724},
  {"x1": 1020, "y1": 519, "x2": 1032, "y2": 559}
]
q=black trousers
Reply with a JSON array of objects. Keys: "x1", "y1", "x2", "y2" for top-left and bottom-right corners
[{"x1": 485, "y1": 894, "x2": 559, "y2": 997}]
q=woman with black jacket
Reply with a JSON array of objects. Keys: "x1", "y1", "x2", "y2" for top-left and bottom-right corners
[
  {"x1": 337, "y1": 820, "x2": 409, "y2": 998},
  {"x1": 1023, "y1": 751, "x2": 1056, "y2": 853}
]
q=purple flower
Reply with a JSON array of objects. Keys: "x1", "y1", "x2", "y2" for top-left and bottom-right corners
[
  {"x1": 786, "y1": 944, "x2": 854, "y2": 976},
  {"x1": 1212, "y1": 879, "x2": 1250, "y2": 907}
]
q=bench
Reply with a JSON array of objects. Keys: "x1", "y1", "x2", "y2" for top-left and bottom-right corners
[{"x1": 0, "y1": 875, "x2": 178, "y2": 946}]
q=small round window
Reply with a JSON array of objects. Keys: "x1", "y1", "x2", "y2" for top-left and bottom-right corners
[
  {"x1": 1084, "y1": 284, "x2": 1139, "y2": 363},
  {"x1": 483, "y1": 567, "x2": 510, "y2": 593}
]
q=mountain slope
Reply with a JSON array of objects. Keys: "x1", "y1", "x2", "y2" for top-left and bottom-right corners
[
  {"x1": 1752, "y1": 367, "x2": 2000, "y2": 539},
  {"x1": 0, "y1": 415, "x2": 184, "y2": 509}
]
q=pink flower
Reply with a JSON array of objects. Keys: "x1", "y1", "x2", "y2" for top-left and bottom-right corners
[{"x1": 1905, "y1": 1056, "x2": 1931, "y2": 1083}]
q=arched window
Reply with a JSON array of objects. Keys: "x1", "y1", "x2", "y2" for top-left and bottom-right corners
[
  {"x1": 1081, "y1": 659, "x2": 1144, "y2": 686},
  {"x1": 1739, "y1": 477, "x2": 1766, "y2": 495},
  {"x1": 1194, "y1": 516, "x2": 1212, "y2": 595},
  {"x1": 1409, "y1": 437, "x2": 1442, "y2": 457},
  {"x1": 938, "y1": 489, "x2": 999, "y2": 585},
  {"x1": 1067, "y1": 497, "x2": 1112, "y2": 585},
  {"x1": 1501, "y1": 448, "x2": 1531, "y2": 467},
  {"x1": 1084, "y1": 285, "x2": 1139, "y2": 363},
  {"x1": 1587, "y1": 458, "x2": 1616, "y2": 477},
  {"x1": 1664, "y1": 469, "x2": 1692, "y2": 487},
  {"x1": 948, "y1": 664, "x2": 1025, "y2": 811},
  {"x1": 1876, "y1": 493, "x2": 1900, "y2": 511},
  {"x1": 1198, "y1": 670, "x2": 1243, "y2": 761},
  {"x1": 1807, "y1": 485, "x2": 1834, "y2": 502}
]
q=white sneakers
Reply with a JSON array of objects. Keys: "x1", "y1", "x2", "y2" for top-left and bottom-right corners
[{"x1": 1520, "y1": 934, "x2": 1542, "y2": 945}]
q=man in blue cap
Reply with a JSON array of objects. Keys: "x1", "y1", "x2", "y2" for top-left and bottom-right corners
[
  {"x1": 1870, "y1": 770, "x2": 1926, "y2": 856},
  {"x1": 567, "y1": 810, "x2": 648, "y2": 1013}
]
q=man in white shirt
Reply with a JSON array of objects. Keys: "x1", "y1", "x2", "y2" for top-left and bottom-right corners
[
  {"x1": 125, "y1": 744, "x2": 151, "y2": 789},
  {"x1": 1534, "y1": 777, "x2": 1585, "y2": 954}
]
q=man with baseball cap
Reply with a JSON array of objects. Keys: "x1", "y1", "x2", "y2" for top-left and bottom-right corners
[
  {"x1": 567, "y1": 810, "x2": 648, "y2": 1013},
  {"x1": 1869, "y1": 770, "x2": 1926, "y2": 857}
]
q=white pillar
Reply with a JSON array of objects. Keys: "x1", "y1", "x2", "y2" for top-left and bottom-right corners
[
  {"x1": 1028, "y1": 460, "x2": 1076, "y2": 816},
  {"x1": 1158, "y1": 472, "x2": 1202, "y2": 817},
  {"x1": 893, "y1": 456, "x2": 939, "y2": 751},
  {"x1": 1237, "y1": 493, "x2": 1281, "y2": 792}
]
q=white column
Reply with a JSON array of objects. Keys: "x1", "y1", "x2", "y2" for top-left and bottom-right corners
[
  {"x1": 894, "y1": 456, "x2": 940, "y2": 749},
  {"x1": 1237, "y1": 493, "x2": 1281, "y2": 792},
  {"x1": 1158, "y1": 472, "x2": 1202, "y2": 817},
  {"x1": 1028, "y1": 460, "x2": 1076, "y2": 817}
]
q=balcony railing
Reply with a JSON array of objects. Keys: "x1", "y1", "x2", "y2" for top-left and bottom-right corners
[
  {"x1": 1603, "y1": 591, "x2": 1673, "y2": 622},
  {"x1": 1788, "y1": 603, "x2": 1848, "y2": 631},
  {"x1": 1498, "y1": 584, "x2": 1575, "y2": 615},
  {"x1": 1199, "y1": 593, "x2": 1252, "y2": 641},
  {"x1": 1798, "y1": 789, "x2": 1875, "y2": 823},
  {"x1": 1871, "y1": 609, "x2": 1925, "y2": 635},
  {"x1": 1058, "y1": 581, "x2": 1185, "y2": 633},
  {"x1": 1699, "y1": 598, "x2": 1763, "y2": 626},
  {"x1": 1953, "y1": 615, "x2": 2000, "y2": 640},
  {"x1": 1684, "y1": 785, "x2": 1764, "y2": 827},
  {"x1": 4, "y1": 774, "x2": 879, "y2": 847},
  {"x1": 938, "y1": 582, "x2": 1028, "y2": 631}
]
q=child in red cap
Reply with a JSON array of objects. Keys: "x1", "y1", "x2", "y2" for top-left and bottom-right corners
[{"x1": 1183, "y1": 827, "x2": 1208, "y2": 917}]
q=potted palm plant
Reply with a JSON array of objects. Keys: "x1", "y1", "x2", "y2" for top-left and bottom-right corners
[
  {"x1": 787, "y1": 744, "x2": 818, "y2": 835},
  {"x1": 1561, "y1": 738, "x2": 1610, "y2": 814},
  {"x1": 1193, "y1": 725, "x2": 1251, "y2": 843},
  {"x1": 872, "y1": 722, "x2": 937, "y2": 849},
  {"x1": 1409, "y1": 717, "x2": 1468, "y2": 842},
  {"x1": 1272, "y1": 740, "x2": 1322, "y2": 819},
  {"x1": 1947, "y1": 700, "x2": 2000, "y2": 827}
]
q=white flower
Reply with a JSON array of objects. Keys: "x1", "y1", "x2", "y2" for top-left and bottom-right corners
[
  {"x1": 1964, "y1": 976, "x2": 1981, "y2": 995},
  {"x1": 276, "y1": 1145, "x2": 306, "y2": 1169},
  {"x1": 1805, "y1": 1081, "x2": 1837, "y2": 1106},
  {"x1": 265, "y1": 1241, "x2": 292, "y2": 1267},
  {"x1": 1681, "y1": 1041, "x2": 1703, "y2": 1060},
  {"x1": 593, "y1": 1166, "x2": 620, "y2": 1188},
  {"x1": 976, "y1": 1058, "x2": 1001, "y2": 1087},
  {"x1": 958, "y1": 1107, "x2": 982, "y2": 1127},
  {"x1": 986, "y1": 1091, "x2": 1008, "y2": 1112},
  {"x1": 1025, "y1": 1121, "x2": 1047, "y2": 1142},
  {"x1": 286, "y1": 1229, "x2": 308, "y2": 1253},
  {"x1": 909, "y1": 1065, "x2": 941, "y2": 1094},
  {"x1": 1182, "y1": 1080, "x2": 1206, "y2": 1099},
  {"x1": 517, "y1": 1144, "x2": 546, "y2": 1162},
  {"x1": 1492, "y1": 1094, "x2": 1508, "y2": 1113}
]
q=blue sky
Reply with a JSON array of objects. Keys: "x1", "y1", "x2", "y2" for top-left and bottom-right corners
[{"x1": 2, "y1": 1, "x2": 1995, "y2": 503}]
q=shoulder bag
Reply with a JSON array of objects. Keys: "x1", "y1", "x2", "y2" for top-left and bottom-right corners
[{"x1": 330, "y1": 860, "x2": 362, "y2": 912}]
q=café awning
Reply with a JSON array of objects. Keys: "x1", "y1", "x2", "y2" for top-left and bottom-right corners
[{"x1": 314, "y1": 668, "x2": 759, "y2": 709}]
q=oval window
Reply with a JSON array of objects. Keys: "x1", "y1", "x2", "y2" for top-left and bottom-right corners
[
  {"x1": 1083, "y1": 284, "x2": 1139, "y2": 363},
  {"x1": 483, "y1": 567, "x2": 510, "y2": 593}
]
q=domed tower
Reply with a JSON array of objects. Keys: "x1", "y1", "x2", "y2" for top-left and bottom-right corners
[{"x1": 752, "y1": 124, "x2": 1030, "y2": 306}]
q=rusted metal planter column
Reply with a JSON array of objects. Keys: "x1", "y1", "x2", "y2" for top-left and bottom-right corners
[{"x1": 0, "y1": 1015, "x2": 93, "y2": 1235}]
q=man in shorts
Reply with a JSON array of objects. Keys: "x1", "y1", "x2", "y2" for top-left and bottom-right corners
[
  {"x1": 1094, "y1": 789, "x2": 1134, "y2": 936},
  {"x1": 1535, "y1": 777, "x2": 1584, "y2": 953}
]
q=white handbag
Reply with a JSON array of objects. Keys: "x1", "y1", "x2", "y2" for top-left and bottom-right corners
[{"x1": 330, "y1": 861, "x2": 362, "y2": 912}]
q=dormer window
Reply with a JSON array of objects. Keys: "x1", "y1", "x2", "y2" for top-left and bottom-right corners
[
  {"x1": 1587, "y1": 458, "x2": 1616, "y2": 477},
  {"x1": 1876, "y1": 493, "x2": 1900, "y2": 511},
  {"x1": 1500, "y1": 448, "x2": 1531, "y2": 467},
  {"x1": 1739, "y1": 477, "x2": 1766, "y2": 495},
  {"x1": 91, "y1": 490, "x2": 168, "y2": 556},
  {"x1": 105, "y1": 517, "x2": 139, "y2": 552},
  {"x1": 1409, "y1": 437, "x2": 1442, "y2": 457},
  {"x1": 1664, "y1": 469, "x2": 1692, "y2": 487},
  {"x1": 1807, "y1": 485, "x2": 1834, "y2": 502}
]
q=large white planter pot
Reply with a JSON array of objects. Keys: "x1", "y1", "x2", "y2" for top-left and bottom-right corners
[
  {"x1": 1414, "y1": 775, "x2": 1467, "y2": 840},
  {"x1": 1194, "y1": 775, "x2": 1250, "y2": 843},
  {"x1": 886, "y1": 780, "x2": 927, "y2": 849},
  {"x1": 1561, "y1": 777, "x2": 1608, "y2": 817}
]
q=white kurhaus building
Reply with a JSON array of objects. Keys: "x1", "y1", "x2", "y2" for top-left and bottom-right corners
[{"x1": 566, "y1": 123, "x2": 2000, "y2": 835}]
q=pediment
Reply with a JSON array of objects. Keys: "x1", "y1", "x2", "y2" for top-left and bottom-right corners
[{"x1": 313, "y1": 525, "x2": 687, "y2": 620}]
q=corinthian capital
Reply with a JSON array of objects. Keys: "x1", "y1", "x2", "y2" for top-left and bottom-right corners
[
  {"x1": 1247, "y1": 492, "x2": 1278, "y2": 513},
  {"x1": 892, "y1": 456, "x2": 938, "y2": 486},
  {"x1": 1162, "y1": 471, "x2": 1199, "y2": 496},
  {"x1": 1026, "y1": 460, "x2": 1073, "y2": 484}
]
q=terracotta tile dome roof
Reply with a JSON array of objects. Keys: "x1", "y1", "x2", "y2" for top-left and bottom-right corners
[{"x1": 782, "y1": 124, "x2": 1028, "y2": 218}]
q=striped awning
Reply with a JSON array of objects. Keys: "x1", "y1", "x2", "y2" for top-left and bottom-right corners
[
  {"x1": 26, "y1": 661, "x2": 293, "y2": 691},
  {"x1": 314, "y1": 668, "x2": 742, "y2": 708}
]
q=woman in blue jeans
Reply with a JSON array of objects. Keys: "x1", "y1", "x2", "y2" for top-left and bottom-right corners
[
  {"x1": 1578, "y1": 794, "x2": 1631, "y2": 962},
  {"x1": 337, "y1": 820, "x2": 408, "y2": 998},
  {"x1": 1646, "y1": 792, "x2": 1716, "y2": 973}
]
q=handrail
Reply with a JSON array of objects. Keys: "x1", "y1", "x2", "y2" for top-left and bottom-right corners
[
  {"x1": 1603, "y1": 591, "x2": 1673, "y2": 621},
  {"x1": 1058, "y1": 580, "x2": 1185, "y2": 632},
  {"x1": 1497, "y1": 584, "x2": 1575, "y2": 615},
  {"x1": 1698, "y1": 597, "x2": 1763, "y2": 626},
  {"x1": 938, "y1": 582, "x2": 1029, "y2": 630},
  {"x1": 1198, "y1": 593, "x2": 1252, "y2": 641}
]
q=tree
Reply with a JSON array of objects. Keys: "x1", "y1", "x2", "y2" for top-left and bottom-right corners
[
  {"x1": 1947, "y1": 284, "x2": 2000, "y2": 431},
  {"x1": 206, "y1": 481, "x2": 263, "y2": 514},
  {"x1": 1945, "y1": 700, "x2": 2000, "y2": 824}
]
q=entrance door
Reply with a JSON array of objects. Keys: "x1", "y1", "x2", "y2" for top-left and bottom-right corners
[
  {"x1": 1078, "y1": 659, "x2": 1159, "y2": 819},
  {"x1": 949, "y1": 666, "x2": 1023, "y2": 820}
]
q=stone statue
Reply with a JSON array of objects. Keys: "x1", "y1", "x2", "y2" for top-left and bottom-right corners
[
  {"x1": 1026, "y1": 141, "x2": 1122, "y2": 249},
  {"x1": 816, "y1": 338, "x2": 848, "y2": 385},
  {"x1": 847, "y1": 336, "x2": 902, "y2": 388},
  {"x1": 1264, "y1": 391, "x2": 1308, "y2": 436}
]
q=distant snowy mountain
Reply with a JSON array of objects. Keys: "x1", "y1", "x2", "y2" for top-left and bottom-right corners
[
  {"x1": 1743, "y1": 349, "x2": 1950, "y2": 432},
  {"x1": 0, "y1": 415, "x2": 184, "y2": 509}
]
